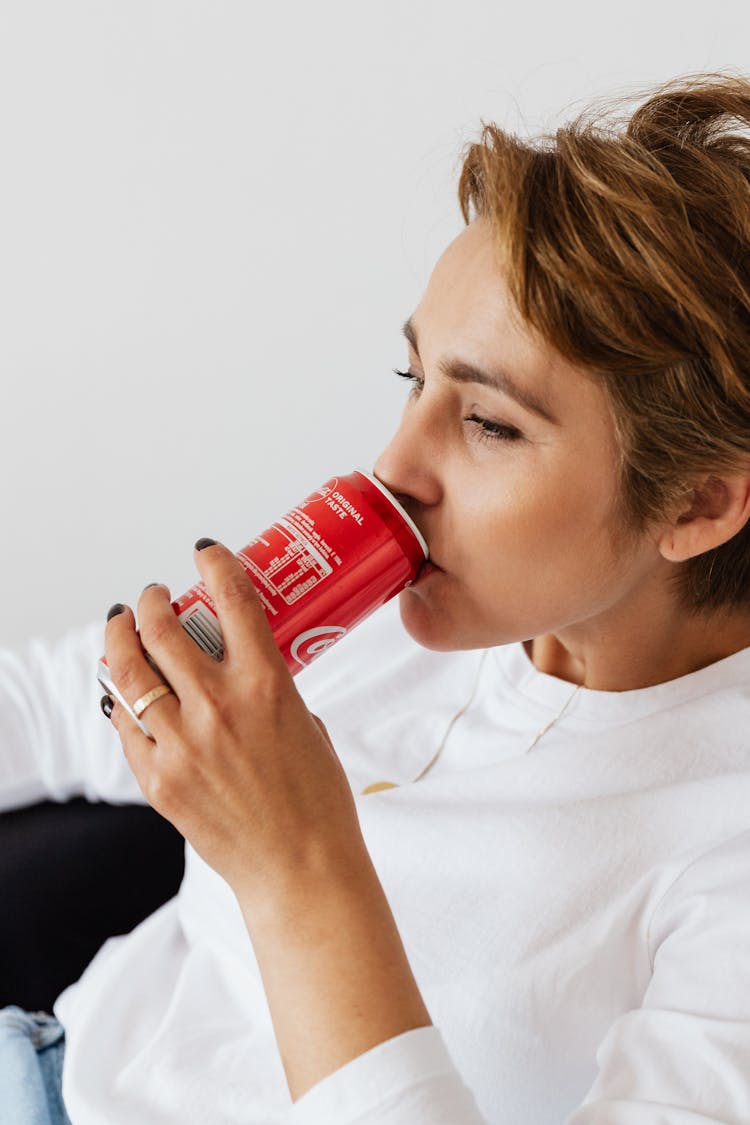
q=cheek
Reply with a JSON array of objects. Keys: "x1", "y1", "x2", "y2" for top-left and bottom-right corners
[
  {"x1": 466, "y1": 478, "x2": 625, "y2": 595},
  {"x1": 423, "y1": 442, "x2": 625, "y2": 579}
]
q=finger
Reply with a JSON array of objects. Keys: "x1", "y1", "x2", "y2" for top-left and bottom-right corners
[
  {"x1": 104, "y1": 602, "x2": 180, "y2": 737},
  {"x1": 193, "y1": 540, "x2": 287, "y2": 673},
  {"x1": 135, "y1": 582, "x2": 213, "y2": 695},
  {"x1": 108, "y1": 695, "x2": 172, "y2": 811}
]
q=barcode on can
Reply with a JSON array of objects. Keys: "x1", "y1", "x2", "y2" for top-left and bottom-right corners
[{"x1": 179, "y1": 604, "x2": 225, "y2": 661}]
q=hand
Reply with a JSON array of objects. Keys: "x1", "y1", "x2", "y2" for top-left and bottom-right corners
[
  {"x1": 103, "y1": 540, "x2": 365, "y2": 911},
  {"x1": 105, "y1": 540, "x2": 433, "y2": 1100}
]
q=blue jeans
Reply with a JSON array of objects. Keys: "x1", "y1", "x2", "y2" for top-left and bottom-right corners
[{"x1": 0, "y1": 1007, "x2": 71, "y2": 1124}]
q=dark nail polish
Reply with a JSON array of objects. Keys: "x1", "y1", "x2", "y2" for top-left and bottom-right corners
[
  {"x1": 100, "y1": 694, "x2": 114, "y2": 719},
  {"x1": 195, "y1": 538, "x2": 217, "y2": 551},
  {"x1": 107, "y1": 603, "x2": 125, "y2": 621}
]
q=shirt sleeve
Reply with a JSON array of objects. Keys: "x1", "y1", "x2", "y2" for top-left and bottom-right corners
[
  {"x1": 567, "y1": 829, "x2": 750, "y2": 1124},
  {"x1": 290, "y1": 1026, "x2": 487, "y2": 1124},
  {"x1": 0, "y1": 621, "x2": 145, "y2": 811},
  {"x1": 291, "y1": 831, "x2": 750, "y2": 1125}
]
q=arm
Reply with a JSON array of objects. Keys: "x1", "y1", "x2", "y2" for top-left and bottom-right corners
[
  {"x1": 241, "y1": 842, "x2": 431, "y2": 1100},
  {"x1": 105, "y1": 542, "x2": 486, "y2": 1120},
  {"x1": 279, "y1": 829, "x2": 750, "y2": 1125},
  {"x1": 568, "y1": 829, "x2": 750, "y2": 1124},
  {"x1": 104, "y1": 545, "x2": 750, "y2": 1124}
]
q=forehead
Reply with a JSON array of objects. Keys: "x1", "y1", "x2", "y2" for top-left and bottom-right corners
[
  {"x1": 413, "y1": 220, "x2": 613, "y2": 427},
  {"x1": 416, "y1": 221, "x2": 552, "y2": 368}
]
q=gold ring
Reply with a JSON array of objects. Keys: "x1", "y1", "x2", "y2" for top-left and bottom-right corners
[{"x1": 132, "y1": 683, "x2": 174, "y2": 720}]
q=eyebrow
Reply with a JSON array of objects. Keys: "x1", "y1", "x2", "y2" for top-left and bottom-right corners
[{"x1": 402, "y1": 316, "x2": 560, "y2": 426}]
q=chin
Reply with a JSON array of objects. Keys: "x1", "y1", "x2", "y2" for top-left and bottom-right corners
[
  {"x1": 397, "y1": 588, "x2": 531, "y2": 652},
  {"x1": 397, "y1": 589, "x2": 472, "y2": 652}
]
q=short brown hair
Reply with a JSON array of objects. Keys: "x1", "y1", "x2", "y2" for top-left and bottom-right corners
[{"x1": 458, "y1": 73, "x2": 750, "y2": 613}]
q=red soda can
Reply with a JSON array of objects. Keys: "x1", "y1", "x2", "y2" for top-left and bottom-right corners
[{"x1": 98, "y1": 469, "x2": 428, "y2": 737}]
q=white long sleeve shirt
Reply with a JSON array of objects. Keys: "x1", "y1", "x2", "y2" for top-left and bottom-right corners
[{"x1": 2, "y1": 598, "x2": 750, "y2": 1123}]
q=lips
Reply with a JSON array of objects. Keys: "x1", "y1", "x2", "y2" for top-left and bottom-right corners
[{"x1": 415, "y1": 560, "x2": 442, "y2": 582}]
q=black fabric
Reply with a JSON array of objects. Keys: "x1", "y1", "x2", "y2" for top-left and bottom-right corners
[{"x1": 0, "y1": 798, "x2": 185, "y2": 1011}]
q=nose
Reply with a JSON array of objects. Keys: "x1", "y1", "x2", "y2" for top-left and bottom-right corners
[{"x1": 372, "y1": 406, "x2": 442, "y2": 517}]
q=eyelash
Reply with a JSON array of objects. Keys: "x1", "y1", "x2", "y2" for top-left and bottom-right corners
[{"x1": 392, "y1": 369, "x2": 524, "y2": 445}]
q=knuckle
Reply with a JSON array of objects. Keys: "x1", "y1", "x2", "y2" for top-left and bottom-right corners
[
  {"x1": 189, "y1": 678, "x2": 251, "y2": 737},
  {"x1": 148, "y1": 757, "x2": 184, "y2": 807},
  {"x1": 192, "y1": 687, "x2": 224, "y2": 733},
  {"x1": 145, "y1": 771, "x2": 175, "y2": 817},
  {"x1": 113, "y1": 658, "x2": 141, "y2": 697},
  {"x1": 251, "y1": 667, "x2": 288, "y2": 713},
  {"x1": 312, "y1": 713, "x2": 330, "y2": 740},
  {"x1": 214, "y1": 572, "x2": 253, "y2": 608},
  {"x1": 139, "y1": 614, "x2": 173, "y2": 651}
]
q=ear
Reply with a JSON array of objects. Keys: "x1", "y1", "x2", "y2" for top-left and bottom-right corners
[{"x1": 658, "y1": 472, "x2": 750, "y2": 563}]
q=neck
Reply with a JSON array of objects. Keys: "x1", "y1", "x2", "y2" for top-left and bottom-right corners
[{"x1": 527, "y1": 602, "x2": 750, "y2": 693}]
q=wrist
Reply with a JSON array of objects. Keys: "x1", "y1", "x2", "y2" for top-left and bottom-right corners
[
  {"x1": 234, "y1": 836, "x2": 432, "y2": 1101},
  {"x1": 236, "y1": 832, "x2": 382, "y2": 946}
]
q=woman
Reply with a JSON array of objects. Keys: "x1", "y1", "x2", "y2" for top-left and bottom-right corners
[{"x1": 2, "y1": 71, "x2": 750, "y2": 1123}]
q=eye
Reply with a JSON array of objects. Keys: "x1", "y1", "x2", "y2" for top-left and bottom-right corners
[
  {"x1": 393, "y1": 368, "x2": 424, "y2": 397},
  {"x1": 464, "y1": 414, "x2": 524, "y2": 445},
  {"x1": 393, "y1": 369, "x2": 524, "y2": 446}
]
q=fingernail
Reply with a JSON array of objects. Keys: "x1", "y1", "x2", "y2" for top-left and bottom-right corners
[
  {"x1": 107, "y1": 603, "x2": 125, "y2": 621},
  {"x1": 100, "y1": 694, "x2": 114, "y2": 719},
  {"x1": 195, "y1": 538, "x2": 217, "y2": 551},
  {"x1": 143, "y1": 582, "x2": 161, "y2": 591}
]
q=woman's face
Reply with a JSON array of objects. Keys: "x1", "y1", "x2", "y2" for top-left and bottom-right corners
[{"x1": 373, "y1": 218, "x2": 664, "y2": 652}]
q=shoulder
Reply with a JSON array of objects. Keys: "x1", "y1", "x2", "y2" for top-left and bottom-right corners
[
  {"x1": 647, "y1": 828, "x2": 750, "y2": 1003},
  {"x1": 572, "y1": 829, "x2": 750, "y2": 1121}
]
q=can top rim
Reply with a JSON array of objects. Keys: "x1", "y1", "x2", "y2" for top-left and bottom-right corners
[{"x1": 354, "y1": 468, "x2": 429, "y2": 559}]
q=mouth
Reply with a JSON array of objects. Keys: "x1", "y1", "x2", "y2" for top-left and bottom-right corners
[{"x1": 413, "y1": 559, "x2": 443, "y2": 584}]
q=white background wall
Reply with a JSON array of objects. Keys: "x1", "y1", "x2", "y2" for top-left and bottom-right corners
[{"x1": 2, "y1": 0, "x2": 749, "y2": 649}]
